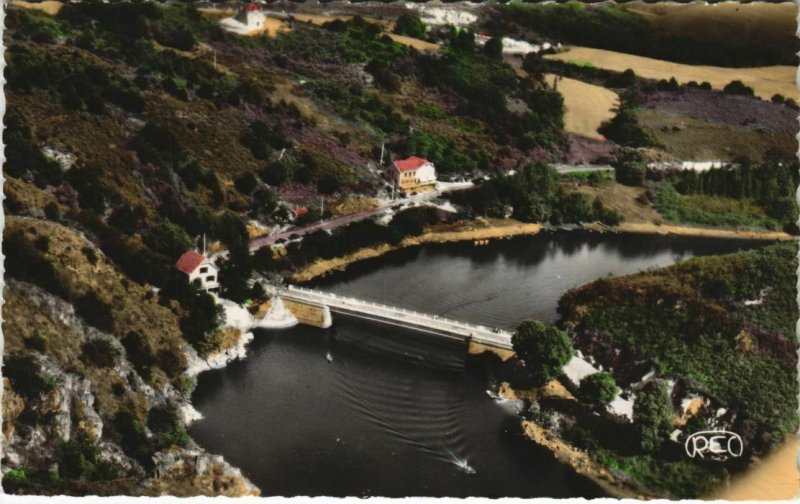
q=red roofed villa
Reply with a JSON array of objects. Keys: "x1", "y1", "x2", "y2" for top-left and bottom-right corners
[
  {"x1": 385, "y1": 156, "x2": 437, "y2": 195},
  {"x1": 175, "y1": 250, "x2": 220, "y2": 293}
]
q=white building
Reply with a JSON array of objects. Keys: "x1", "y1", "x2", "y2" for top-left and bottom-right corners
[
  {"x1": 386, "y1": 156, "x2": 437, "y2": 194},
  {"x1": 234, "y1": 3, "x2": 266, "y2": 29},
  {"x1": 175, "y1": 250, "x2": 220, "y2": 293}
]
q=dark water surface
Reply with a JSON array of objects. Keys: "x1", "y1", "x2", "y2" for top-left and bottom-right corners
[{"x1": 190, "y1": 231, "x2": 768, "y2": 497}]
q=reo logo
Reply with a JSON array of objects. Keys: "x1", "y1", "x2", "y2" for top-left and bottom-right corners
[{"x1": 684, "y1": 430, "x2": 743, "y2": 461}]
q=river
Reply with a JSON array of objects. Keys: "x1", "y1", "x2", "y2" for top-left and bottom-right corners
[{"x1": 189, "y1": 231, "x2": 768, "y2": 497}]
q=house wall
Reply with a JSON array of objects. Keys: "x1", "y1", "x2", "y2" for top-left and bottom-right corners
[{"x1": 188, "y1": 260, "x2": 220, "y2": 292}]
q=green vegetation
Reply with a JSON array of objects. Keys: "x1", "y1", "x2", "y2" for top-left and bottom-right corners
[
  {"x1": 577, "y1": 372, "x2": 618, "y2": 405},
  {"x1": 633, "y1": 381, "x2": 674, "y2": 452},
  {"x1": 723, "y1": 80, "x2": 755, "y2": 97},
  {"x1": 656, "y1": 184, "x2": 781, "y2": 230},
  {"x1": 556, "y1": 243, "x2": 798, "y2": 496},
  {"x1": 393, "y1": 14, "x2": 427, "y2": 39},
  {"x1": 658, "y1": 161, "x2": 799, "y2": 232},
  {"x1": 560, "y1": 243, "x2": 798, "y2": 447},
  {"x1": 445, "y1": 164, "x2": 622, "y2": 225},
  {"x1": 285, "y1": 207, "x2": 441, "y2": 268},
  {"x1": 599, "y1": 87, "x2": 658, "y2": 148},
  {"x1": 512, "y1": 320, "x2": 573, "y2": 381}
]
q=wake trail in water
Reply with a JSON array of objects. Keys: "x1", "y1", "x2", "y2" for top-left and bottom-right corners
[{"x1": 333, "y1": 358, "x2": 475, "y2": 473}]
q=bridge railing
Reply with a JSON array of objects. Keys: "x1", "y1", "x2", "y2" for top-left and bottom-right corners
[{"x1": 278, "y1": 284, "x2": 512, "y2": 340}]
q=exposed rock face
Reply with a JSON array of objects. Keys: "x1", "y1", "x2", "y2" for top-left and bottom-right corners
[
  {"x1": 2, "y1": 379, "x2": 25, "y2": 439},
  {"x1": 144, "y1": 448, "x2": 260, "y2": 497}
]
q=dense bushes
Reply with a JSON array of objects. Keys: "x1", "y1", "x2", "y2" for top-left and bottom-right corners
[
  {"x1": 3, "y1": 354, "x2": 55, "y2": 401},
  {"x1": 287, "y1": 207, "x2": 442, "y2": 267},
  {"x1": 661, "y1": 161, "x2": 800, "y2": 232},
  {"x1": 599, "y1": 87, "x2": 657, "y2": 148},
  {"x1": 393, "y1": 14, "x2": 427, "y2": 39},
  {"x1": 445, "y1": 163, "x2": 622, "y2": 225},
  {"x1": 512, "y1": 320, "x2": 573, "y2": 381},
  {"x1": 559, "y1": 243, "x2": 799, "y2": 450}
]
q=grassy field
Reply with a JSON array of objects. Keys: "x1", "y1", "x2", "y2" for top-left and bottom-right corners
[
  {"x1": 572, "y1": 181, "x2": 661, "y2": 224},
  {"x1": 546, "y1": 46, "x2": 796, "y2": 100},
  {"x1": 656, "y1": 184, "x2": 779, "y2": 230},
  {"x1": 638, "y1": 109, "x2": 796, "y2": 163},
  {"x1": 623, "y1": 2, "x2": 796, "y2": 58},
  {"x1": 545, "y1": 74, "x2": 617, "y2": 140}
]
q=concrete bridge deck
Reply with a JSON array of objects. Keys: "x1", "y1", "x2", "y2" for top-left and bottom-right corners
[{"x1": 269, "y1": 285, "x2": 513, "y2": 350}]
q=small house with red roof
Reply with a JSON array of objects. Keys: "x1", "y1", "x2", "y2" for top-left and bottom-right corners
[
  {"x1": 234, "y1": 2, "x2": 266, "y2": 29},
  {"x1": 386, "y1": 156, "x2": 437, "y2": 194},
  {"x1": 175, "y1": 250, "x2": 220, "y2": 293}
]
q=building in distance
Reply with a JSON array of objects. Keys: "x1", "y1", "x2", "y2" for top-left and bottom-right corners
[
  {"x1": 175, "y1": 250, "x2": 220, "y2": 294},
  {"x1": 386, "y1": 156, "x2": 437, "y2": 195}
]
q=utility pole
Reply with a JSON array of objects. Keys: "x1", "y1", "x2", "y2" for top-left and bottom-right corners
[{"x1": 379, "y1": 142, "x2": 385, "y2": 165}]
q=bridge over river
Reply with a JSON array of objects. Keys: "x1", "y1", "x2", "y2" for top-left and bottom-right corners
[{"x1": 267, "y1": 285, "x2": 514, "y2": 351}]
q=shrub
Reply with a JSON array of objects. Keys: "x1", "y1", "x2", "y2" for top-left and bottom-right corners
[
  {"x1": 316, "y1": 174, "x2": 341, "y2": 195},
  {"x1": 3, "y1": 354, "x2": 55, "y2": 400},
  {"x1": 723, "y1": 80, "x2": 755, "y2": 97},
  {"x1": 234, "y1": 172, "x2": 259, "y2": 195},
  {"x1": 75, "y1": 292, "x2": 114, "y2": 333},
  {"x1": 578, "y1": 372, "x2": 618, "y2": 405},
  {"x1": 633, "y1": 381, "x2": 674, "y2": 452},
  {"x1": 512, "y1": 320, "x2": 573, "y2": 380},
  {"x1": 393, "y1": 14, "x2": 427, "y2": 39},
  {"x1": 81, "y1": 339, "x2": 120, "y2": 368}
]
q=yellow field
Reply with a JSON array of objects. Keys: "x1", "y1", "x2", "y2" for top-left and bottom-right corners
[
  {"x1": 545, "y1": 74, "x2": 618, "y2": 140},
  {"x1": 546, "y1": 46, "x2": 796, "y2": 101},
  {"x1": 624, "y1": 2, "x2": 796, "y2": 54},
  {"x1": 10, "y1": 0, "x2": 63, "y2": 15}
]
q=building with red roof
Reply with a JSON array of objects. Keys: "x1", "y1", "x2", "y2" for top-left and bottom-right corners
[
  {"x1": 234, "y1": 2, "x2": 266, "y2": 29},
  {"x1": 386, "y1": 156, "x2": 437, "y2": 195},
  {"x1": 175, "y1": 250, "x2": 219, "y2": 293}
]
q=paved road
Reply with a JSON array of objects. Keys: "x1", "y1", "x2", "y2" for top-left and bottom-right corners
[
  {"x1": 249, "y1": 165, "x2": 615, "y2": 251},
  {"x1": 249, "y1": 182, "x2": 472, "y2": 250}
]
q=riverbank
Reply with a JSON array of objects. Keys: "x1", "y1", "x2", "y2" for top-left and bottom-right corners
[
  {"x1": 497, "y1": 382, "x2": 659, "y2": 500},
  {"x1": 292, "y1": 218, "x2": 793, "y2": 283}
]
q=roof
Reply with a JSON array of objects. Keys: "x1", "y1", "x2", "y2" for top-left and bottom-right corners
[
  {"x1": 243, "y1": 2, "x2": 261, "y2": 12},
  {"x1": 175, "y1": 250, "x2": 206, "y2": 274},
  {"x1": 393, "y1": 156, "x2": 431, "y2": 172},
  {"x1": 294, "y1": 207, "x2": 309, "y2": 216}
]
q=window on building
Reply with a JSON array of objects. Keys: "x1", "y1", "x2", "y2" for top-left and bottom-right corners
[
  {"x1": 206, "y1": 276, "x2": 215, "y2": 282},
  {"x1": 200, "y1": 267, "x2": 208, "y2": 274}
]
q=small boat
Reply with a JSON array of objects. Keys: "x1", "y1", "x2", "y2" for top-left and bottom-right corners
[{"x1": 326, "y1": 352, "x2": 333, "y2": 363}]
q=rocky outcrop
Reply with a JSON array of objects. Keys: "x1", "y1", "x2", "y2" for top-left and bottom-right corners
[{"x1": 144, "y1": 448, "x2": 260, "y2": 497}]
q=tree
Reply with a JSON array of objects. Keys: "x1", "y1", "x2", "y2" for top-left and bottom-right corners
[
  {"x1": 512, "y1": 320, "x2": 573, "y2": 380},
  {"x1": 393, "y1": 14, "x2": 427, "y2": 39},
  {"x1": 484, "y1": 37, "x2": 503, "y2": 60},
  {"x1": 578, "y1": 372, "x2": 618, "y2": 405},
  {"x1": 316, "y1": 174, "x2": 341, "y2": 195},
  {"x1": 633, "y1": 380, "x2": 674, "y2": 452},
  {"x1": 613, "y1": 149, "x2": 646, "y2": 187},
  {"x1": 723, "y1": 80, "x2": 755, "y2": 97}
]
